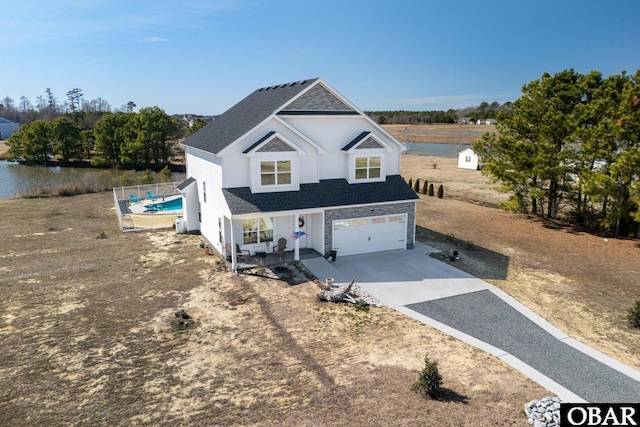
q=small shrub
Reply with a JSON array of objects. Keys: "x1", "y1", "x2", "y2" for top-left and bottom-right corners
[
  {"x1": 141, "y1": 169, "x2": 155, "y2": 184},
  {"x1": 157, "y1": 165, "x2": 173, "y2": 182},
  {"x1": 432, "y1": 163, "x2": 438, "y2": 169},
  {"x1": 428, "y1": 183, "x2": 434, "y2": 196},
  {"x1": 422, "y1": 179, "x2": 428, "y2": 194},
  {"x1": 354, "y1": 300, "x2": 370, "y2": 312},
  {"x1": 90, "y1": 157, "x2": 110, "y2": 168},
  {"x1": 412, "y1": 355, "x2": 443, "y2": 399},
  {"x1": 437, "y1": 184, "x2": 444, "y2": 198},
  {"x1": 628, "y1": 300, "x2": 640, "y2": 328},
  {"x1": 413, "y1": 178, "x2": 420, "y2": 193}
]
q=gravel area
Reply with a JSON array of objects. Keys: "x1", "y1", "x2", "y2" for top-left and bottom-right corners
[{"x1": 406, "y1": 290, "x2": 640, "y2": 403}]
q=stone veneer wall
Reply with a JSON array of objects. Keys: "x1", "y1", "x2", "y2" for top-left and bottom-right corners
[{"x1": 323, "y1": 201, "x2": 416, "y2": 256}]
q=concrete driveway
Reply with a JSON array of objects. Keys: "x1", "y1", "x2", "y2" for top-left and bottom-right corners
[{"x1": 301, "y1": 243, "x2": 640, "y2": 403}]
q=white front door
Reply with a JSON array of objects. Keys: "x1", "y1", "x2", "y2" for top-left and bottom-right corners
[{"x1": 332, "y1": 214, "x2": 406, "y2": 256}]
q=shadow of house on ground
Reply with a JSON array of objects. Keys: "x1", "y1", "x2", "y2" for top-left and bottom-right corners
[{"x1": 415, "y1": 225, "x2": 509, "y2": 280}]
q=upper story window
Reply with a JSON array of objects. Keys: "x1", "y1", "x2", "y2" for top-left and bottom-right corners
[
  {"x1": 244, "y1": 131, "x2": 302, "y2": 193},
  {"x1": 355, "y1": 156, "x2": 381, "y2": 180},
  {"x1": 260, "y1": 160, "x2": 292, "y2": 186},
  {"x1": 343, "y1": 132, "x2": 390, "y2": 184}
]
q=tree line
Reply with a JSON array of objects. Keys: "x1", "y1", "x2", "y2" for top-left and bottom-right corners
[
  {"x1": 474, "y1": 69, "x2": 640, "y2": 237},
  {"x1": 366, "y1": 101, "x2": 514, "y2": 125},
  {"x1": 3, "y1": 88, "x2": 209, "y2": 170},
  {"x1": 0, "y1": 88, "x2": 137, "y2": 129},
  {"x1": 6, "y1": 107, "x2": 191, "y2": 170}
]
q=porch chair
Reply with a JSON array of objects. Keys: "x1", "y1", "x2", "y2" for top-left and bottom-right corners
[
  {"x1": 272, "y1": 238, "x2": 288, "y2": 261},
  {"x1": 129, "y1": 194, "x2": 142, "y2": 204},
  {"x1": 235, "y1": 243, "x2": 250, "y2": 264},
  {"x1": 146, "y1": 190, "x2": 158, "y2": 200}
]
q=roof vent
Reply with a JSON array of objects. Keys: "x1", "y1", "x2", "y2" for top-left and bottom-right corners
[
  {"x1": 280, "y1": 84, "x2": 287, "y2": 88},
  {"x1": 300, "y1": 80, "x2": 307, "y2": 85},
  {"x1": 289, "y1": 82, "x2": 296, "y2": 86}
]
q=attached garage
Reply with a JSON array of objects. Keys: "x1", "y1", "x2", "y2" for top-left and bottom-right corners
[{"x1": 332, "y1": 214, "x2": 407, "y2": 256}]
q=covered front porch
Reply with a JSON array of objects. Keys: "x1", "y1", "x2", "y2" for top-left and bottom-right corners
[
  {"x1": 223, "y1": 209, "x2": 325, "y2": 272},
  {"x1": 231, "y1": 247, "x2": 322, "y2": 271}
]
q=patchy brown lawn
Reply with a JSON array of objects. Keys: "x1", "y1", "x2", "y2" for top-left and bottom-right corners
[
  {"x1": 0, "y1": 192, "x2": 544, "y2": 425},
  {"x1": 383, "y1": 123, "x2": 496, "y2": 145}
]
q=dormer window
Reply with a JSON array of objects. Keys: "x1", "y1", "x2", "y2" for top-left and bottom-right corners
[
  {"x1": 343, "y1": 132, "x2": 392, "y2": 183},
  {"x1": 244, "y1": 131, "x2": 304, "y2": 193},
  {"x1": 355, "y1": 156, "x2": 381, "y2": 180},
  {"x1": 261, "y1": 160, "x2": 292, "y2": 185}
]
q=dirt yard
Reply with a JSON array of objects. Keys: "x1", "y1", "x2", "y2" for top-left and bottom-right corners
[
  {"x1": 0, "y1": 152, "x2": 639, "y2": 424},
  {"x1": 0, "y1": 193, "x2": 544, "y2": 425}
]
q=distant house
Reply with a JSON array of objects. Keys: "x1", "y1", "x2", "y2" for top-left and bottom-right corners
[
  {"x1": 458, "y1": 147, "x2": 480, "y2": 170},
  {"x1": 476, "y1": 119, "x2": 497, "y2": 125},
  {"x1": 0, "y1": 117, "x2": 19, "y2": 139}
]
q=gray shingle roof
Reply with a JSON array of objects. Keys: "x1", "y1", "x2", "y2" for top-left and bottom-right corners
[
  {"x1": 242, "y1": 131, "x2": 275, "y2": 154},
  {"x1": 181, "y1": 79, "x2": 319, "y2": 154},
  {"x1": 222, "y1": 175, "x2": 419, "y2": 215},
  {"x1": 177, "y1": 176, "x2": 196, "y2": 191},
  {"x1": 342, "y1": 131, "x2": 370, "y2": 151}
]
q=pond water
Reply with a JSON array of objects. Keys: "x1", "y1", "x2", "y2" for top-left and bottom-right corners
[
  {"x1": 0, "y1": 161, "x2": 184, "y2": 199},
  {"x1": 404, "y1": 142, "x2": 471, "y2": 158}
]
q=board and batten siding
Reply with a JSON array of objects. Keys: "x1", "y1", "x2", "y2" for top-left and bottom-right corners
[{"x1": 185, "y1": 148, "x2": 230, "y2": 254}]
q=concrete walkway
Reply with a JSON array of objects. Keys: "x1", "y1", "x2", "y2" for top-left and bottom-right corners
[{"x1": 301, "y1": 243, "x2": 640, "y2": 403}]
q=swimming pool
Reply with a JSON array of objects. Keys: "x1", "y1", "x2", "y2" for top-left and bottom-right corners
[{"x1": 145, "y1": 197, "x2": 183, "y2": 212}]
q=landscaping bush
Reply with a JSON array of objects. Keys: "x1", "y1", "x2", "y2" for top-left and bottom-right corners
[
  {"x1": 437, "y1": 184, "x2": 444, "y2": 198},
  {"x1": 90, "y1": 157, "x2": 110, "y2": 168},
  {"x1": 412, "y1": 355, "x2": 443, "y2": 399},
  {"x1": 428, "y1": 183, "x2": 434, "y2": 196},
  {"x1": 413, "y1": 178, "x2": 420, "y2": 193},
  {"x1": 408, "y1": 178, "x2": 413, "y2": 189},
  {"x1": 422, "y1": 179, "x2": 428, "y2": 194},
  {"x1": 628, "y1": 300, "x2": 640, "y2": 328}
]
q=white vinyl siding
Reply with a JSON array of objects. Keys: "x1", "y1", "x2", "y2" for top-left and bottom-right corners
[
  {"x1": 221, "y1": 117, "x2": 320, "y2": 187},
  {"x1": 283, "y1": 116, "x2": 401, "y2": 179},
  {"x1": 185, "y1": 148, "x2": 230, "y2": 254}
]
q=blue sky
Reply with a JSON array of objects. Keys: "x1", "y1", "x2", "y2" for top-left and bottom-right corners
[{"x1": 2, "y1": 0, "x2": 639, "y2": 115}]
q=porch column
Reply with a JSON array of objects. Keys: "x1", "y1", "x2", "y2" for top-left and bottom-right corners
[
  {"x1": 230, "y1": 219, "x2": 238, "y2": 273},
  {"x1": 294, "y1": 213, "x2": 300, "y2": 261}
]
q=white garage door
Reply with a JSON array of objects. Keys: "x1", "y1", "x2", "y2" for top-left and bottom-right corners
[{"x1": 332, "y1": 214, "x2": 407, "y2": 256}]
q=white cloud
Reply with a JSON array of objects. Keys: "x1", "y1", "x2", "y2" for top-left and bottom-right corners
[{"x1": 142, "y1": 37, "x2": 169, "y2": 43}]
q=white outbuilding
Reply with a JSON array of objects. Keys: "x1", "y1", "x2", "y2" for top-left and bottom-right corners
[{"x1": 458, "y1": 147, "x2": 480, "y2": 170}]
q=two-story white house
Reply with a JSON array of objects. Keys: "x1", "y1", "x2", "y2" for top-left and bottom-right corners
[{"x1": 179, "y1": 78, "x2": 419, "y2": 271}]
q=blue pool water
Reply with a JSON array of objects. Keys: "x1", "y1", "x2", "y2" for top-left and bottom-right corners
[{"x1": 145, "y1": 197, "x2": 183, "y2": 212}]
